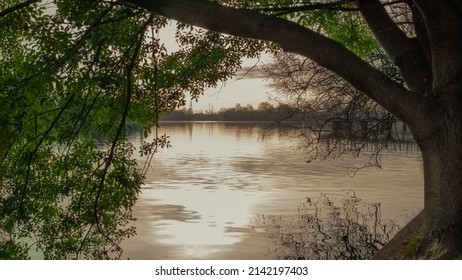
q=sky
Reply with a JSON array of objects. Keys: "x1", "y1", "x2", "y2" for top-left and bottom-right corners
[
  {"x1": 191, "y1": 67, "x2": 275, "y2": 112},
  {"x1": 158, "y1": 23, "x2": 276, "y2": 112}
]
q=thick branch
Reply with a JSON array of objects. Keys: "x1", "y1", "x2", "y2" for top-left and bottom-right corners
[
  {"x1": 128, "y1": 0, "x2": 431, "y2": 127},
  {"x1": 407, "y1": 1, "x2": 431, "y2": 62},
  {"x1": 357, "y1": 0, "x2": 432, "y2": 94},
  {"x1": 255, "y1": 0, "x2": 358, "y2": 16},
  {"x1": 0, "y1": 0, "x2": 40, "y2": 18},
  {"x1": 413, "y1": 0, "x2": 462, "y2": 90}
]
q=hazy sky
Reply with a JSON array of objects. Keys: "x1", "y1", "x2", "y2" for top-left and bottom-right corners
[
  {"x1": 159, "y1": 23, "x2": 275, "y2": 112},
  {"x1": 192, "y1": 71, "x2": 274, "y2": 112}
]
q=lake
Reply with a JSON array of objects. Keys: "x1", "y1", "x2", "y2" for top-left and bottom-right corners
[{"x1": 122, "y1": 122, "x2": 423, "y2": 259}]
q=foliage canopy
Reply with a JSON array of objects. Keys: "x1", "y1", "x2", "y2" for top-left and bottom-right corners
[{"x1": 0, "y1": 0, "x2": 265, "y2": 259}]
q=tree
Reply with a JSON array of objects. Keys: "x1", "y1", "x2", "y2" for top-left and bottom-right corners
[
  {"x1": 0, "y1": 0, "x2": 263, "y2": 259},
  {"x1": 1, "y1": 0, "x2": 461, "y2": 259},
  {"x1": 118, "y1": 0, "x2": 462, "y2": 259}
]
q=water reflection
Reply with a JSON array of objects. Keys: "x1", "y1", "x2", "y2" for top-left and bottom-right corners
[
  {"x1": 122, "y1": 122, "x2": 423, "y2": 259},
  {"x1": 251, "y1": 192, "x2": 398, "y2": 260}
]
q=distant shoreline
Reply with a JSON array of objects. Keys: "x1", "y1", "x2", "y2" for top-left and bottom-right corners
[{"x1": 158, "y1": 120, "x2": 292, "y2": 124}]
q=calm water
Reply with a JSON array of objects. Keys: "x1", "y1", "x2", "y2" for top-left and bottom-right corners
[{"x1": 122, "y1": 122, "x2": 423, "y2": 259}]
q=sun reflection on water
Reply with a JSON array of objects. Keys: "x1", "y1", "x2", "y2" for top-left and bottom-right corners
[{"x1": 122, "y1": 122, "x2": 423, "y2": 259}]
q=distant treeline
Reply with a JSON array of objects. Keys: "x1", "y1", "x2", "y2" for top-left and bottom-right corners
[{"x1": 160, "y1": 102, "x2": 301, "y2": 122}]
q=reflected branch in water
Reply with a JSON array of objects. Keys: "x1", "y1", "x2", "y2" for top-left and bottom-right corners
[{"x1": 250, "y1": 192, "x2": 399, "y2": 260}]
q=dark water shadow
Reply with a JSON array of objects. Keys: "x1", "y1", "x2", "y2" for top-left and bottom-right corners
[{"x1": 250, "y1": 192, "x2": 399, "y2": 260}]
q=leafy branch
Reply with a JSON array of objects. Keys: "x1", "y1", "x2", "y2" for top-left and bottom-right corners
[
  {"x1": 0, "y1": 0, "x2": 40, "y2": 18},
  {"x1": 76, "y1": 14, "x2": 155, "y2": 259}
]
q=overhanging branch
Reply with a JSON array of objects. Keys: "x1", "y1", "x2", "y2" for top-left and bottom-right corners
[
  {"x1": 0, "y1": 0, "x2": 40, "y2": 18},
  {"x1": 254, "y1": 0, "x2": 358, "y2": 16},
  {"x1": 128, "y1": 0, "x2": 429, "y2": 127}
]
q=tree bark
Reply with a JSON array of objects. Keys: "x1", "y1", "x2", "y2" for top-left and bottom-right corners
[
  {"x1": 356, "y1": 0, "x2": 432, "y2": 94},
  {"x1": 413, "y1": 0, "x2": 462, "y2": 89},
  {"x1": 415, "y1": 93, "x2": 462, "y2": 259}
]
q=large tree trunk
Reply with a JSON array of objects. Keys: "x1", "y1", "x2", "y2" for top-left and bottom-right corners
[
  {"x1": 416, "y1": 100, "x2": 462, "y2": 259},
  {"x1": 358, "y1": 0, "x2": 462, "y2": 259}
]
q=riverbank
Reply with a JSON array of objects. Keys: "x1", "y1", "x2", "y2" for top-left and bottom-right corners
[{"x1": 373, "y1": 211, "x2": 424, "y2": 259}]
